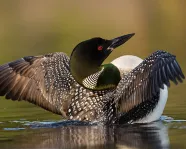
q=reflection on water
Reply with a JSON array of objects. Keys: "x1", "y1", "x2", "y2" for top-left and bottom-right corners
[
  {"x1": 0, "y1": 121, "x2": 170, "y2": 149},
  {"x1": 115, "y1": 123, "x2": 169, "y2": 149}
]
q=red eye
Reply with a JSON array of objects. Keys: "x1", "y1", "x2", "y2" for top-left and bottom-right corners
[{"x1": 98, "y1": 46, "x2": 103, "y2": 51}]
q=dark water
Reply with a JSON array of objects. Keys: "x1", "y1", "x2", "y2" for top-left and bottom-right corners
[{"x1": 0, "y1": 117, "x2": 186, "y2": 149}]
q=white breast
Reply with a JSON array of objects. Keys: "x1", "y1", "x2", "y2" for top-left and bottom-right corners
[
  {"x1": 111, "y1": 55, "x2": 168, "y2": 123},
  {"x1": 111, "y1": 55, "x2": 143, "y2": 76}
]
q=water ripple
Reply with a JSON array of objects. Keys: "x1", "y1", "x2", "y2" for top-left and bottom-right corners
[{"x1": 1, "y1": 115, "x2": 186, "y2": 130}]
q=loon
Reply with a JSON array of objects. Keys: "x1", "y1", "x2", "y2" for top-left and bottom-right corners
[{"x1": 0, "y1": 33, "x2": 184, "y2": 124}]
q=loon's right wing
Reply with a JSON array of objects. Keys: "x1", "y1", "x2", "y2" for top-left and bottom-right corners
[{"x1": 113, "y1": 50, "x2": 184, "y2": 115}]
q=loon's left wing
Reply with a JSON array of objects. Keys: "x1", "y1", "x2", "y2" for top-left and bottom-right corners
[
  {"x1": 0, "y1": 52, "x2": 111, "y2": 121},
  {"x1": 113, "y1": 50, "x2": 184, "y2": 115}
]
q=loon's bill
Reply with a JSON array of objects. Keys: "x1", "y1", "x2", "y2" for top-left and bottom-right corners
[{"x1": 0, "y1": 34, "x2": 184, "y2": 124}]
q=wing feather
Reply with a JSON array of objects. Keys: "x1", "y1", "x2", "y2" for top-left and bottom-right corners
[
  {"x1": 0, "y1": 53, "x2": 76, "y2": 116},
  {"x1": 0, "y1": 52, "x2": 111, "y2": 121},
  {"x1": 114, "y1": 50, "x2": 185, "y2": 114}
]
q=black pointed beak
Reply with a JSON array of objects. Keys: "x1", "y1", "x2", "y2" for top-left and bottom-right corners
[{"x1": 108, "y1": 33, "x2": 135, "y2": 50}]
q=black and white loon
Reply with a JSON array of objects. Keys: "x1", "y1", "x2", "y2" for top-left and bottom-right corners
[{"x1": 0, "y1": 33, "x2": 184, "y2": 124}]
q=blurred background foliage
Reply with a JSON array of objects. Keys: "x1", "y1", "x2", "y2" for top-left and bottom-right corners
[{"x1": 0, "y1": 0, "x2": 185, "y2": 121}]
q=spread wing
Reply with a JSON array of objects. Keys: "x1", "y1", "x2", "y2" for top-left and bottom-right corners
[
  {"x1": 113, "y1": 50, "x2": 185, "y2": 113},
  {"x1": 0, "y1": 52, "x2": 77, "y2": 116},
  {"x1": 0, "y1": 52, "x2": 111, "y2": 121}
]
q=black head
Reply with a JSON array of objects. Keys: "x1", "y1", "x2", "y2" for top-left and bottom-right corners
[
  {"x1": 70, "y1": 33, "x2": 135, "y2": 86},
  {"x1": 71, "y1": 33, "x2": 135, "y2": 67}
]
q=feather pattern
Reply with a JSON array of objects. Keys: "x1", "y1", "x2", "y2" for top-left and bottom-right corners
[
  {"x1": 0, "y1": 52, "x2": 111, "y2": 120},
  {"x1": 112, "y1": 50, "x2": 184, "y2": 115},
  {"x1": 82, "y1": 68, "x2": 104, "y2": 89}
]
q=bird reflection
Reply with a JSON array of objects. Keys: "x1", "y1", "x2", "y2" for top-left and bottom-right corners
[
  {"x1": 114, "y1": 122, "x2": 170, "y2": 149},
  {"x1": 6, "y1": 121, "x2": 170, "y2": 149}
]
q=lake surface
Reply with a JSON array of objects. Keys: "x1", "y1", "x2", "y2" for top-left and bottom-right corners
[{"x1": 0, "y1": 118, "x2": 186, "y2": 149}]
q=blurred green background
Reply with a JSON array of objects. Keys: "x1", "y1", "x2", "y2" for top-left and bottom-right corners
[{"x1": 0, "y1": 0, "x2": 185, "y2": 122}]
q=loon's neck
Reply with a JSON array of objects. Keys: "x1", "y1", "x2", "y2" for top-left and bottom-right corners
[
  {"x1": 70, "y1": 56, "x2": 100, "y2": 85},
  {"x1": 70, "y1": 56, "x2": 121, "y2": 90},
  {"x1": 96, "y1": 63, "x2": 121, "y2": 89}
]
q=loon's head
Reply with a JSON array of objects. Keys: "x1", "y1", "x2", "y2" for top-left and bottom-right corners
[{"x1": 70, "y1": 33, "x2": 135, "y2": 90}]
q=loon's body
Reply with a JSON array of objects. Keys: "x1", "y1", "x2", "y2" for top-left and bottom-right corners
[{"x1": 0, "y1": 34, "x2": 184, "y2": 124}]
